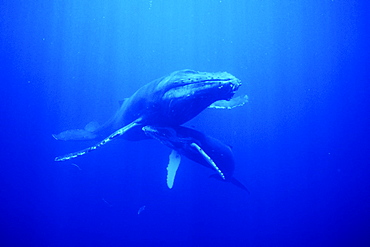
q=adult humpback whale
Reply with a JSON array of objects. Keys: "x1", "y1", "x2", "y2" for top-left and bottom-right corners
[
  {"x1": 54, "y1": 70, "x2": 245, "y2": 161},
  {"x1": 143, "y1": 125, "x2": 249, "y2": 192}
]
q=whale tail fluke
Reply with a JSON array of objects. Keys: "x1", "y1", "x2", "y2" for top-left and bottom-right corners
[
  {"x1": 229, "y1": 177, "x2": 250, "y2": 194},
  {"x1": 210, "y1": 174, "x2": 250, "y2": 194}
]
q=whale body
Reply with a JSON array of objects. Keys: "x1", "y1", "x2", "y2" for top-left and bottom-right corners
[
  {"x1": 143, "y1": 125, "x2": 249, "y2": 192},
  {"x1": 54, "y1": 70, "x2": 242, "y2": 161}
]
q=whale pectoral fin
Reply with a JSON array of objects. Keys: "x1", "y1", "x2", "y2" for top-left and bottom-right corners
[
  {"x1": 167, "y1": 150, "x2": 181, "y2": 189},
  {"x1": 55, "y1": 119, "x2": 141, "y2": 162},
  {"x1": 84, "y1": 121, "x2": 100, "y2": 132},
  {"x1": 53, "y1": 121, "x2": 100, "y2": 141},
  {"x1": 208, "y1": 95, "x2": 248, "y2": 109},
  {"x1": 190, "y1": 143, "x2": 225, "y2": 180},
  {"x1": 52, "y1": 129, "x2": 97, "y2": 141}
]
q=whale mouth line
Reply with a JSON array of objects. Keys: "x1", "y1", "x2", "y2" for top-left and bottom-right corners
[
  {"x1": 164, "y1": 81, "x2": 236, "y2": 100},
  {"x1": 186, "y1": 77, "x2": 235, "y2": 83},
  {"x1": 169, "y1": 78, "x2": 240, "y2": 92}
]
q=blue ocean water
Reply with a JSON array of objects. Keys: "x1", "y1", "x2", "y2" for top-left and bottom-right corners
[{"x1": 1, "y1": 0, "x2": 369, "y2": 246}]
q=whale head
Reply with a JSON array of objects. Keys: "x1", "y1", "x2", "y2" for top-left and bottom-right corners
[
  {"x1": 158, "y1": 69, "x2": 241, "y2": 101},
  {"x1": 155, "y1": 70, "x2": 242, "y2": 125}
]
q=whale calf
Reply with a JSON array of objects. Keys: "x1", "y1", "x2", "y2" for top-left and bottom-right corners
[{"x1": 143, "y1": 125, "x2": 249, "y2": 192}]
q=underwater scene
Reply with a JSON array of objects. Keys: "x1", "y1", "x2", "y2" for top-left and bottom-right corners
[{"x1": 1, "y1": 0, "x2": 369, "y2": 246}]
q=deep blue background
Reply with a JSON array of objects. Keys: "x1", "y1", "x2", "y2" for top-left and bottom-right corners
[{"x1": 1, "y1": 1, "x2": 369, "y2": 246}]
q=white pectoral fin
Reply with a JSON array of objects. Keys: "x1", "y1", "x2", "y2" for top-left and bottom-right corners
[
  {"x1": 208, "y1": 95, "x2": 248, "y2": 109},
  {"x1": 52, "y1": 129, "x2": 97, "y2": 141},
  {"x1": 84, "y1": 121, "x2": 100, "y2": 132},
  {"x1": 55, "y1": 120, "x2": 141, "y2": 162},
  {"x1": 53, "y1": 121, "x2": 100, "y2": 141},
  {"x1": 190, "y1": 143, "x2": 225, "y2": 180},
  {"x1": 167, "y1": 150, "x2": 181, "y2": 189}
]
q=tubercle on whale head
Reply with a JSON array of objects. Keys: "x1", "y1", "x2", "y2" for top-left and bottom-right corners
[
  {"x1": 216, "y1": 78, "x2": 242, "y2": 100},
  {"x1": 159, "y1": 69, "x2": 242, "y2": 102},
  {"x1": 142, "y1": 126, "x2": 195, "y2": 151},
  {"x1": 142, "y1": 126, "x2": 179, "y2": 149},
  {"x1": 142, "y1": 125, "x2": 174, "y2": 139}
]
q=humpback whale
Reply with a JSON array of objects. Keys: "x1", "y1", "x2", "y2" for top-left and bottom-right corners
[
  {"x1": 142, "y1": 125, "x2": 249, "y2": 192},
  {"x1": 54, "y1": 70, "x2": 244, "y2": 161}
]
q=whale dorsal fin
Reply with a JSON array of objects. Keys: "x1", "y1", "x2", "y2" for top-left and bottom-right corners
[
  {"x1": 118, "y1": 98, "x2": 128, "y2": 107},
  {"x1": 166, "y1": 150, "x2": 181, "y2": 189},
  {"x1": 190, "y1": 143, "x2": 225, "y2": 180}
]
